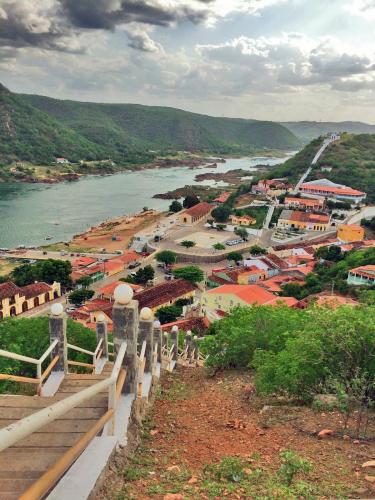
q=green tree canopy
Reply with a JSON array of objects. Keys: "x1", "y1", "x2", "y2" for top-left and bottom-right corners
[
  {"x1": 183, "y1": 195, "x2": 200, "y2": 209},
  {"x1": 155, "y1": 305, "x2": 182, "y2": 324},
  {"x1": 250, "y1": 245, "x2": 266, "y2": 256},
  {"x1": 69, "y1": 288, "x2": 94, "y2": 305},
  {"x1": 234, "y1": 227, "x2": 248, "y2": 240},
  {"x1": 169, "y1": 200, "x2": 183, "y2": 213},
  {"x1": 180, "y1": 240, "x2": 196, "y2": 248},
  {"x1": 155, "y1": 250, "x2": 177, "y2": 266},
  {"x1": 132, "y1": 265, "x2": 155, "y2": 285},
  {"x1": 227, "y1": 251, "x2": 242, "y2": 263},
  {"x1": 11, "y1": 259, "x2": 72, "y2": 288},
  {"x1": 212, "y1": 206, "x2": 231, "y2": 223},
  {"x1": 173, "y1": 265, "x2": 204, "y2": 283}
]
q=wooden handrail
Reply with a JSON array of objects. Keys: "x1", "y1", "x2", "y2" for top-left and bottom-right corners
[
  {"x1": 138, "y1": 340, "x2": 147, "y2": 362},
  {"x1": 40, "y1": 356, "x2": 60, "y2": 383},
  {"x1": 19, "y1": 409, "x2": 115, "y2": 500},
  {"x1": 0, "y1": 373, "x2": 40, "y2": 385},
  {"x1": 67, "y1": 360, "x2": 94, "y2": 369},
  {"x1": 94, "y1": 338, "x2": 104, "y2": 358}
]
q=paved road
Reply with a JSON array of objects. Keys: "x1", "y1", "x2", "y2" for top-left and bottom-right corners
[
  {"x1": 347, "y1": 206, "x2": 375, "y2": 224},
  {"x1": 292, "y1": 134, "x2": 340, "y2": 194}
]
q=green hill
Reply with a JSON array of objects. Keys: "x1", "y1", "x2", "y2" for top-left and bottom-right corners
[
  {"x1": 283, "y1": 121, "x2": 375, "y2": 142},
  {"x1": 270, "y1": 133, "x2": 375, "y2": 202}
]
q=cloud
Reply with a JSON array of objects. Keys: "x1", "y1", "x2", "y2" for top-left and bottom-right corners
[
  {"x1": 124, "y1": 25, "x2": 163, "y2": 53},
  {"x1": 347, "y1": 0, "x2": 375, "y2": 20}
]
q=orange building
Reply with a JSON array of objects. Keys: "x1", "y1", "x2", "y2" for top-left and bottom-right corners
[{"x1": 337, "y1": 224, "x2": 365, "y2": 243}]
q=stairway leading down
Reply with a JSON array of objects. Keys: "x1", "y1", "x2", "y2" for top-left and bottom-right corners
[{"x1": 0, "y1": 362, "x2": 113, "y2": 500}]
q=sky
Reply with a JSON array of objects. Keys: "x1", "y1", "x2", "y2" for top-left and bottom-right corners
[{"x1": 0, "y1": 0, "x2": 375, "y2": 122}]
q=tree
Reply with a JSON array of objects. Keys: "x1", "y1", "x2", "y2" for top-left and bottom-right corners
[
  {"x1": 173, "y1": 265, "x2": 204, "y2": 283},
  {"x1": 212, "y1": 206, "x2": 231, "y2": 223},
  {"x1": 76, "y1": 276, "x2": 92, "y2": 288},
  {"x1": 133, "y1": 265, "x2": 155, "y2": 285},
  {"x1": 213, "y1": 243, "x2": 225, "y2": 250},
  {"x1": 11, "y1": 259, "x2": 72, "y2": 288},
  {"x1": 180, "y1": 240, "x2": 196, "y2": 248},
  {"x1": 156, "y1": 250, "x2": 177, "y2": 266},
  {"x1": 234, "y1": 227, "x2": 248, "y2": 241},
  {"x1": 227, "y1": 251, "x2": 242, "y2": 263},
  {"x1": 315, "y1": 245, "x2": 343, "y2": 262},
  {"x1": 156, "y1": 305, "x2": 182, "y2": 324},
  {"x1": 69, "y1": 288, "x2": 94, "y2": 306},
  {"x1": 250, "y1": 245, "x2": 266, "y2": 256},
  {"x1": 183, "y1": 195, "x2": 200, "y2": 209},
  {"x1": 216, "y1": 224, "x2": 227, "y2": 231},
  {"x1": 169, "y1": 200, "x2": 182, "y2": 213}
]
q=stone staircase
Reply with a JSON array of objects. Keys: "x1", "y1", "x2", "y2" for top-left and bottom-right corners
[{"x1": 0, "y1": 363, "x2": 113, "y2": 500}]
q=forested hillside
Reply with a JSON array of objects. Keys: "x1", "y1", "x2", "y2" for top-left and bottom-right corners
[
  {"x1": 283, "y1": 121, "x2": 375, "y2": 142},
  {"x1": 270, "y1": 133, "x2": 375, "y2": 202}
]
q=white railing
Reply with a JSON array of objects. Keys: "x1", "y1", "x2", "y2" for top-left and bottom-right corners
[
  {"x1": 0, "y1": 341, "x2": 128, "y2": 500},
  {"x1": 136, "y1": 340, "x2": 147, "y2": 398},
  {"x1": 66, "y1": 337, "x2": 106, "y2": 372},
  {"x1": 0, "y1": 339, "x2": 59, "y2": 393}
]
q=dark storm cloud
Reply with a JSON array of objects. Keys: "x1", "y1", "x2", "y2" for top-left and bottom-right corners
[{"x1": 58, "y1": 0, "x2": 210, "y2": 30}]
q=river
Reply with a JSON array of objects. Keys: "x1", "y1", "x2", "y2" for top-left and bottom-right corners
[{"x1": 0, "y1": 155, "x2": 291, "y2": 248}]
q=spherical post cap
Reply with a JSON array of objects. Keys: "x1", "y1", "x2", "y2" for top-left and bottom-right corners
[
  {"x1": 140, "y1": 307, "x2": 153, "y2": 320},
  {"x1": 114, "y1": 284, "x2": 133, "y2": 305},
  {"x1": 171, "y1": 325, "x2": 179, "y2": 333},
  {"x1": 153, "y1": 320, "x2": 161, "y2": 328},
  {"x1": 186, "y1": 330, "x2": 192, "y2": 336},
  {"x1": 97, "y1": 313, "x2": 106, "y2": 323},
  {"x1": 51, "y1": 303, "x2": 64, "y2": 316}
]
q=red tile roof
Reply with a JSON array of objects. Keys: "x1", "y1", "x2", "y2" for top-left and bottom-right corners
[
  {"x1": 0, "y1": 282, "x2": 22, "y2": 300},
  {"x1": 349, "y1": 265, "x2": 375, "y2": 279},
  {"x1": 183, "y1": 202, "x2": 213, "y2": 218},
  {"x1": 134, "y1": 279, "x2": 195, "y2": 309},
  {"x1": 301, "y1": 183, "x2": 366, "y2": 196},
  {"x1": 161, "y1": 317, "x2": 210, "y2": 332},
  {"x1": 72, "y1": 257, "x2": 97, "y2": 268},
  {"x1": 114, "y1": 251, "x2": 140, "y2": 265},
  {"x1": 285, "y1": 211, "x2": 330, "y2": 224},
  {"x1": 21, "y1": 282, "x2": 51, "y2": 299},
  {"x1": 264, "y1": 254, "x2": 289, "y2": 270},
  {"x1": 214, "y1": 192, "x2": 231, "y2": 203},
  {"x1": 285, "y1": 197, "x2": 324, "y2": 207},
  {"x1": 98, "y1": 281, "x2": 142, "y2": 296},
  {"x1": 207, "y1": 284, "x2": 278, "y2": 305}
]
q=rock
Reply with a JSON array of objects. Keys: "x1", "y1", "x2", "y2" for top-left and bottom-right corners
[
  {"x1": 167, "y1": 465, "x2": 181, "y2": 473},
  {"x1": 318, "y1": 429, "x2": 333, "y2": 439},
  {"x1": 150, "y1": 429, "x2": 159, "y2": 436},
  {"x1": 188, "y1": 475, "x2": 198, "y2": 484},
  {"x1": 343, "y1": 435, "x2": 350, "y2": 440},
  {"x1": 353, "y1": 440, "x2": 360, "y2": 444},
  {"x1": 362, "y1": 461, "x2": 375, "y2": 468},
  {"x1": 365, "y1": 476, "x2": 375, "y2": 483},
  {"x1": 163, "y1": 495, "x2": 184, "y2": 500},
  {"x1": 259, "y1": 405, "x2": 275, "y2": 415},
  {"x1": 243, "y1": 468, "x2": 252, "y2": 475}
]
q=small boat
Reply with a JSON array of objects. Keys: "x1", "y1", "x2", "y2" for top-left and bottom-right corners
[{"x1": 45, "y1": 236, "x2": 53, "y2": 241}]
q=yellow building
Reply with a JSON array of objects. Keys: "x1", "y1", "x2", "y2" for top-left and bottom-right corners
[
  {"x1": 338, "y1": 224, "x2": 365, "y2": 243},
  {"x1": 179, "y1": 202, "x2": 213, "y2": 225},
  {"x1": 230, "y1": 214, "x2": 256, "y2": 226},
  {"x1": 278, "y1": 210, "x2": 330, "y2": 232},
  {"x1": 0, "y1": 281, "x2": 61, "y2": 319},
  {"x1": 200, "y1": 284, "x2": 296, "y2": 314}
]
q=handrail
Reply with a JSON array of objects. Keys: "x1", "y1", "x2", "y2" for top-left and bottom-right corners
[
  {"x1": 0, "y1": 349, "x2": 39, "y2": 365},
  {"x1": 40, "y1": 356, "x2": 60, "y2": 383},
  {"x1": 138, "y1": 340, "x2": 147, "y2": 362},
  {"x1": 66, "y1": 343, "x2": 95, "y2": 356},
  {"x1": 94, "y1": 338, "x2": 103, "y2": 359},
  {"x1": 0, "y1": 341, "x2": 128, "y2": 453},
  {"x1": 38, "y1": 339, "x2": 59, "y2": 365}
]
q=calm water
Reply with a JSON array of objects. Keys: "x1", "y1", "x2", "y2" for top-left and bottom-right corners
[{"x1": 0, "y1": 155, "x2": 290, "y2": 248}]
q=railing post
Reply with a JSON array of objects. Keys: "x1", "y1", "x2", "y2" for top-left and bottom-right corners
[
  {"x1": 192, "y1": 335, "x2": 199, "y2": 361},
  {"x1": 112, "y1": 285, "x2": 138, "y2": 395},
  {"x1": 154, "y1": 320, "x2": 162, "y2": 363},
  {"x1": 96, "y1": 315, "x2": 108, "y2": 358},
  {"x1": 139, "y1": 308, "x2": 154, "y2": 373},
  {"x1": 170, "y1": 325, "x2": 179, "y2": 362},
  {"x1": 185, "y1": 330, "x2": 193, "y2": 361},
  {"x1": 49, "y1": 303, "x2": 67, "y2": 374}
]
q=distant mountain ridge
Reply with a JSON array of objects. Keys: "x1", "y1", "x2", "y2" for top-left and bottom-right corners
[
  {"x1": 0, "y1": 83, "x2": 301, "y2": 165},
  {"x1": 282, "y1": 121, "x2": 375, "y2": 142}
]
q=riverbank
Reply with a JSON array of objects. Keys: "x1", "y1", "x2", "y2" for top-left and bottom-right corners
[
  {"x1": 0, "y1": 154, "x2": 226, "y2": 185},
  {"x1": 43, "y1": 210, "x2": 163, "y2": 254}
]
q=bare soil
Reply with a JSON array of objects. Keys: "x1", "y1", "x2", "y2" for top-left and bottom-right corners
[{"x1": 99, "y1": 368, "x2": 375, "y2": 499}]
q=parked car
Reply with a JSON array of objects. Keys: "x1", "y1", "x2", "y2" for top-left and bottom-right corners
[{"x1": 128, "y1": 262, "x2": 141, "y2": 269}]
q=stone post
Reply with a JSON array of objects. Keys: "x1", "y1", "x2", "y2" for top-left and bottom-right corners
[
  {"x1": 96, "y1": 315, "x2": 108, "y2": 358},
  {"x1": 185, "y1": 330, "x2": 193, "y2": 361},
  {"x1": 154, "y1": 320, "x2": 163, "y2": 363},
  {"x1": 170, "y1": 325, "x2": 179, "y2": 362},
  {"x1": 192, "y1": 335, "x2": 199, "y2": 361},
  {"x1": 163, "y1": 331, "x2": 169, "y2": 353},
  {"x1": 49, "y1": 304, "x2": 67, "y2": 374},
  {"x1": 112, "y1": 285, "x2": 138, "y2": 394},
  {"x1": 139, "y1": 308, "x2": 154, "y2": 373}
]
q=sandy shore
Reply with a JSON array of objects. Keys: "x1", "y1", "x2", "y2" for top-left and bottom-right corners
[{"x1": 71, "y1": 209, "x2": 163, "y2": 252}]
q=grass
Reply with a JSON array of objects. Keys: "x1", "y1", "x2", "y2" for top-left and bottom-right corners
[{"x1": 40, "y1": 243, "x2": 97, "y2": 253}]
